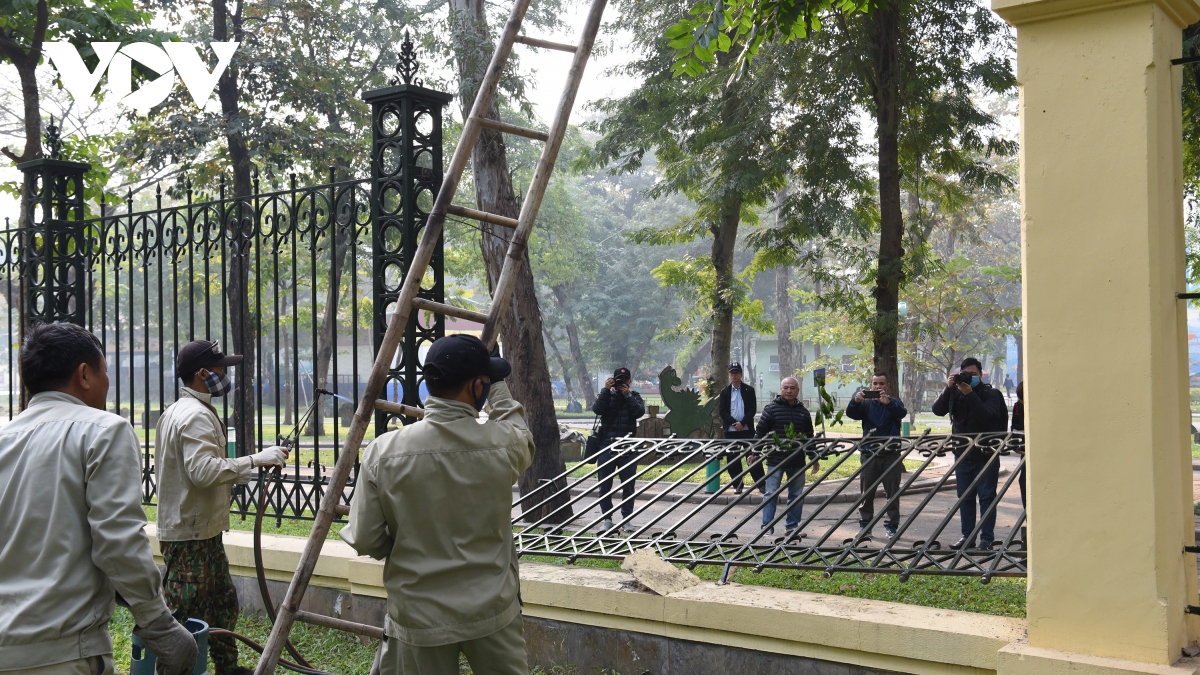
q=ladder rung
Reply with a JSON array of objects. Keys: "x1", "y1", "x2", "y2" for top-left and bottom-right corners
[
  {"x1": 412, "y1": 297, "x2": 489, "y2": 324},
  {"x1": 446, "y1": 203, "x2": 519, "y2": 229},
  {"x1": 374, "y1": 399, "x2": 426, "y2": 419},
  {"x1": 514, "y1": 35, "x2": 578, "y2": 53},
  {"x1": 294, "y1": 611, "x2": 385, "y2": 640},
  {"x1": 475, "y1": 116, "x2": 550, "y2": 142}
]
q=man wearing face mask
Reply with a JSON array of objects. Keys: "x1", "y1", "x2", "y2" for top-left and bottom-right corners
[
  {"x1": 341, "y1": 334, "x2": 533, "y2": 675},
  {"x1": 931, "y1": 356, "x2": 1008, "y2": 550},
  {"x1": 155, "y1": 340, "x2": 289, "y2": 675}
]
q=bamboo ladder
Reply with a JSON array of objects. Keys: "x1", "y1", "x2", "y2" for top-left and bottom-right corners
[{"x1": 252, "y1": 1, "x2": 609, "y2": 673}]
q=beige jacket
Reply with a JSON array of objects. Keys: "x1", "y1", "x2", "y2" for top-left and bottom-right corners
[
  {"x1": 340, "y1": 383, "x2": 534, "y2": 647},
  {"x1": 0, "y1": 392, "x2": 169, "y2": 670},
  {"x1": 154, "y1": 387, "x2": 253, "y2": 541}
]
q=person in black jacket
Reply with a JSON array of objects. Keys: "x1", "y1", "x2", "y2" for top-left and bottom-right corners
[
  {"x1": 845, "y1": 372, "x2": 907, "y2": 539},
  {"x1": 592, "y1": 367, "x2": 646, "y2": 533},
  {"x1": 1012, "y1": 381, "x2": 1025, "y2": 508},
  {"x1": 755, "y1": 377, "x2": 816, "y2": 537},
  {"x1": 931, "y1": 357, "x2": 1009, "y2": 549},
  {"x1": 718, "y1": 362, "x2": 758, "y2": 494}
]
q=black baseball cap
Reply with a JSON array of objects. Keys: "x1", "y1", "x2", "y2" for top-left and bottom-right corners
[
  {"x1": 423, "y1": 334, "x2": 510, "y2": 385},
  {"x1": 612, "y1": 367, "x2": 631, "y2": 382},
  {"x1": 728, "y1": 362, "x2": 743, "y2": 373},
  {"x1": 176, "y1": 340, "x2": 243, "y2": 380}
]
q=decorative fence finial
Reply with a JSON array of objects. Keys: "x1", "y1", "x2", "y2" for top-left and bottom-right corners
[
  {"x1": 391, "y1": 30, "x2": 423, "y2": 87},
  {"x1": 44, "y1": 116, "x2": 63, "y2": 160}
]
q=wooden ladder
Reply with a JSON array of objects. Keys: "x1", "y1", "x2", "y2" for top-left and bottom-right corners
[{"x1": 253, "y1": 1, "x2": 608, "y2": 673}]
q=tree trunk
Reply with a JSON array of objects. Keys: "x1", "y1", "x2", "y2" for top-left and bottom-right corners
[
  {"x1": 214, "y1": 0, "x2": 256, "y2": 456},
  {"x1": 551, "y1": 285, "x2": 596, "y2": 405},
  {"x1": 450, "y1": 0, "x2": 569, "y2": 523},
  {"x1": 709, "y1": 196, "x2": 742, "y2": 394},
  {"x1": 543, "y1": 328, "x2": 574, "y2": 400},
  {"x1": 683, "y1": 338, "x2": 712, "y2": 381},
  {"x1": 307, "y1": 226, "x2": 352, "y2": 436},
  {"x1": 867, "y1": 5, "x2": 904, "y2": 398},
  {"x1": 629, "y1": 323, "x2": 658, "y2": 377}
]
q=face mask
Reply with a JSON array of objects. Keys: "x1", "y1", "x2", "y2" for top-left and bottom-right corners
[
  {"x1": 965, "y1": 374, "x2": 980, "y2": 388},
  {"x1": 474, "y1": 379, "x2": 492, "y2": 412},
  {"x1": 203, "y1": 369, "x2": 233, "y2": 397}
]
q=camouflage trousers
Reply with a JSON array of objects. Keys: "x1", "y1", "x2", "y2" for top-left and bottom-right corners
[{"x1": 161, "y1": 535, "x2": 240, "y2": 674}]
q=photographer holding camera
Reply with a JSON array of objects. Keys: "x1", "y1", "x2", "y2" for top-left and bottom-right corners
[
  {"x1": 592, "y1": 367, "x2": 646, "y2": 533},
  {"x1": 846, "y1": 372, "x2": 907, "y2": 540},
  {"x1": 931, "y1": 357, "x2": 1009, "y2": 550}
]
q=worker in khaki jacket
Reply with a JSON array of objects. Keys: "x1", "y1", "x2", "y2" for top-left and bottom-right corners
[
  {"x1": 155, "y1": 340, "x2": 289, "y2": 675},
  {"x1": 342, "y1": 334, "x2": 533, "y2": 675},
  {"x1": 0, "y1": 322, "x2": 196, "y2": 675}
]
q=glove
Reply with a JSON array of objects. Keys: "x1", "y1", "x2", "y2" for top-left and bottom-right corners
[
  {"x1": 252, "y1": 445, "x2": 289, "y2": 467},
  {"x1": 134, "y1": 612, "x2": 197, "y2": 675}
]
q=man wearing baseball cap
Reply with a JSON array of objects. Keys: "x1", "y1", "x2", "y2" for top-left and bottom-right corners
[
  {"x1": 341, "y1": 334, "x2": 534, "y2": 675},
  {"x1": 155, "y1": 340, "x2": 290, "y2": 675},
  {"x1": 592, "y1": 366, "x2": 646, "y2": 533}
]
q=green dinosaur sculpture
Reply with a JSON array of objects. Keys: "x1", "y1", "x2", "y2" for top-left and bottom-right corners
[{"x1": 659, "y1": 365, "x2": 719, "y2": 438}]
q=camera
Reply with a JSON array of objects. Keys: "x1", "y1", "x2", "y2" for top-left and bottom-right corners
[{"x1": 950, "y1": 372, "x2": 977, "y2": 387}]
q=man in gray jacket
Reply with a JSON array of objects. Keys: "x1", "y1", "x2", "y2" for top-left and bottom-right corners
[
  {"x1": 155, "y1": 340, "x2": 288, "y2": 675},
  {"x1": 0, "y1": 322, "x2": 196, "y2": 675},
  {"x1": 342, "y1": 334, "x2": 533, "y2": 675}
]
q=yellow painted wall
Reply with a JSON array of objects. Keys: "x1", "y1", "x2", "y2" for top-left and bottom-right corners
[{"x1": 992, "y1": 0, "x2": 1200, "y2": 665}]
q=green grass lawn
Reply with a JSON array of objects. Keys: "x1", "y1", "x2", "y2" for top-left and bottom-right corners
[
  {"x1": 109, "y1": 605, "x2": 376, "y2": 675},
  {"x1": 109, "y1": 606, "x2": 591, "y2": 674}
]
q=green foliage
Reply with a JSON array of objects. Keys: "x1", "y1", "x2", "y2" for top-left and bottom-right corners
[
  {"x1": 813, "y1": 380, "x2": 845, "y2": 430},
  {"x1": 665, "y1": 0, "x2": 868, "y2": 80}
]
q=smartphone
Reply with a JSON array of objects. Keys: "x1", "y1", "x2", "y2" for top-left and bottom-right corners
[{"x1": 863, "y1": 390, "x2": 881, "y2": 399}]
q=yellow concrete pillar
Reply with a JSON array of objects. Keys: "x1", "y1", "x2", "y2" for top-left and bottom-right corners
[{"x1": 991, "y1": 0, "x2": 1200, "y2": 669}]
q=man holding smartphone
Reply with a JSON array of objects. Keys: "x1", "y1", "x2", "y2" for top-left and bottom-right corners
[{"x1": 846, "y1": 373, "x2": 907, "y2": 539}]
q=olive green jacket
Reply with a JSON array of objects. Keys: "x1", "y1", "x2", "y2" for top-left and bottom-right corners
[
  {"x1": 154, "y1": 387, "x2": 253, "y2": 541},
  {"x1": 0, "y1": 392, "x2": 168, "y2": 670},
  {"x1": 340, "y1": 383, "x2": 534, "y2": 646}
]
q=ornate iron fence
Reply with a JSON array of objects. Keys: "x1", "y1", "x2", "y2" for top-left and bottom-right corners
[
  {"x1": 513, "y1": 432, "x2": 1027, "y2": 581},
  {"x1": 6, "y1": 64, "x2": 452, "y2": 523}
]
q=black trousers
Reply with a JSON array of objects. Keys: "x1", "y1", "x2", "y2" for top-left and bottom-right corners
[
  {"x1": 723, "y1": 429, "x2": 757, "y2": 486},
  {"x1": 597, "y1": 446, "x2": 638, "y2": 518},
  {"x1": 858, "y1": 451, "x2": 902, "y2": 528}
]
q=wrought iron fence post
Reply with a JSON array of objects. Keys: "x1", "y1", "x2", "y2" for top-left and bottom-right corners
[
  {"x1": 365, "y1": 32, "x2": 451, "y2": 436},
  {"x1": 16, "y1": 120, "x2": 90, "y2": 331}
]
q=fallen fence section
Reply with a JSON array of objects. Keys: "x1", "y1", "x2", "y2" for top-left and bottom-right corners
[{"x1": 513, "y1": 432, "x2": 1027, "y2": 582}]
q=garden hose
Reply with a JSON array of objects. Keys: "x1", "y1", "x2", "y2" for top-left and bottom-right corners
[{"x1": 208, "y1": 628, "x2": 332, "y2": 675}]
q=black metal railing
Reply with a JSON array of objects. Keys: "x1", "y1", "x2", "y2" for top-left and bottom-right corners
[
  {"x1": 0, "y1": 172, "x2": 382, "y2": 521},
  {"x1": 513, "y1": 432, "x2": 1026, "y2": 581}
]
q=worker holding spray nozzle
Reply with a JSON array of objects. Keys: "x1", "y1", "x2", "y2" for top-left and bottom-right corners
[
  {"x1": 154, "y1": 340, "x2": 290, "y2": 675},
  {"x1": 0, "y1": 322, "x2": 197, "y2": 675}
]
